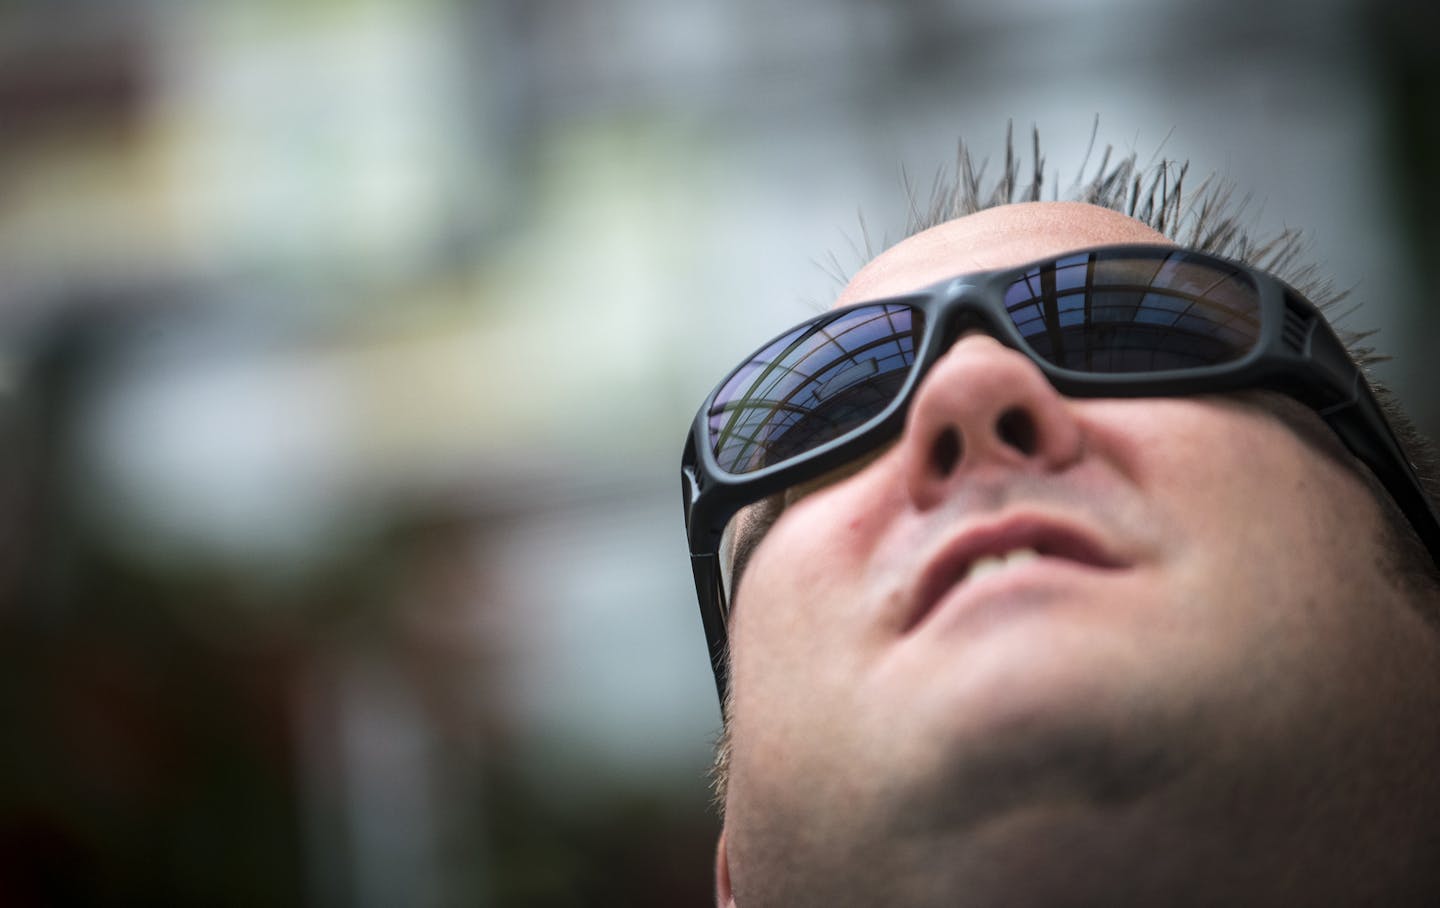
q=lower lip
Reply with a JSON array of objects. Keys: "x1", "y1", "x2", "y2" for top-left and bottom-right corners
[{"x1": 913, "y1": 557, "x2": 1126, "y2": 634}]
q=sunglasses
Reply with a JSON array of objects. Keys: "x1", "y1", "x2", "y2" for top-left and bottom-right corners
[{"x1": 681, "y1": 244, "x2": 1440, "y2": 702}]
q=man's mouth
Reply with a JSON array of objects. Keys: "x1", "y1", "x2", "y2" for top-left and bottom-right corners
[{"x1": 908, "y1": 517, "x2": 1128, "y2": 632}]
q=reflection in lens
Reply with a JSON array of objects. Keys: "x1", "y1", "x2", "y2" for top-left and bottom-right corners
[
  {"x1": 708, "y1": 304, "x2": 922, "y2": 475},
  {"x1": 1003, "y1": 250, "x2": 1262, "y2": 372}
]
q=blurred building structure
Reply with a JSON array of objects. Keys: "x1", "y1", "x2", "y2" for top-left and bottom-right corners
[{"x1": 0, "y1": 0, "x2": 1435, "y2": 904}]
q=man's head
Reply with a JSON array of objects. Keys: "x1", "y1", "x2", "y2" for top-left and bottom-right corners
[
  {"x1": 680, "y1": 138, "x2": 1440, "y2": 904},
  {"x1": 700, "y1": 198, "x2": 1440, "y2": 905}
]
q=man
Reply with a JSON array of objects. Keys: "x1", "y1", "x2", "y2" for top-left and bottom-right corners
[{"x1": 680, "y1": 150, "x2": 1440, "y2": 906}]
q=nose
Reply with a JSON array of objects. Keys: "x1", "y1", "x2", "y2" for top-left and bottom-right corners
[{"x1": 901, "y1": 333, "x2": 1084, "y2": 510}]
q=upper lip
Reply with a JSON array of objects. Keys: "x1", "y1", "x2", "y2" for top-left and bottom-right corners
[{"x1": 906, "y1": 513, "x2": 1129, "y2": 632}]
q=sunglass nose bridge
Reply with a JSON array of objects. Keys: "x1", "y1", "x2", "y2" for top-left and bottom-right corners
[{"x1": 933, "y1": 295, "x2": 1006, "y2": 353}]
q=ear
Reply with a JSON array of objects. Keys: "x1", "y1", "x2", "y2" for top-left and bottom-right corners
[{"x1": 715, "y1": 828, "x2": 737, "y2": 906}]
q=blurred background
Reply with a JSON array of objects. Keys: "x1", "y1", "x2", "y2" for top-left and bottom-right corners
[{"x1": 0, "y1": 0, "x2": 1435, "y2": 904}]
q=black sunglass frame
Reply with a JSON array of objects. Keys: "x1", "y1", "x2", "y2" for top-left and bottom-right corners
[{"x1": 681, "y1": 244, "x2": 1440, "y2": 704}]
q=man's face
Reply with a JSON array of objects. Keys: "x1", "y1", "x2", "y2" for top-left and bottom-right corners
[{"x1": 717, "y1": 203, "x2": 1440, "y2": 907}]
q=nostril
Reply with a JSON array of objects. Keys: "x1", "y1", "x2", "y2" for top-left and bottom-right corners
[
  {"x1": 930, "y1": 426, "x2": 962, "y2": 477},
  {"x1": 997, "y1": 407, "x2": 1038, "y2": 456}
]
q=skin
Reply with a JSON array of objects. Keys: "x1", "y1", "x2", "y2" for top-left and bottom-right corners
[{"x1": 716, "y1": 202, "x2": 1440, "y2": 907}]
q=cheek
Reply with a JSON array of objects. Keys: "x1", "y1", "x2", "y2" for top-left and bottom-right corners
[
  {"x1": 1099, "y1": 401, "x2": 1254, "y2": 523},
  {"x1": 1108, "y1": 399, "x2": 1383, "y2": 601},
  {"x1": 728, "y1": 459, "x2": 906, "y2": 692},
  {"x1": 729, "y1": 505, "x2": 836, "y2": 695},
  {"x1": 742, "y1": 453, "x2": 907, "y2": 597},
  {"x1": 732, "y1": 496, "x2": 870, "y2": 656}
]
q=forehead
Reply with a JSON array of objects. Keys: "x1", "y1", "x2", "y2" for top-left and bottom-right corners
[{"x1": 834, "y1": 201, "x2": 1175, "y2": 308}]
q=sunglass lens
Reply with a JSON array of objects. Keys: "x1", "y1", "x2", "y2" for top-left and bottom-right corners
[
  {"x1": 708, "y1": 303, "x2": 923, "y2": 475},
  {"x1": 1003, "y1": 250, "x2": 1262, "y2": 372}
]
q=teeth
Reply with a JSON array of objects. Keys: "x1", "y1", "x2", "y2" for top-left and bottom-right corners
[
  {"x1": 964, "y1": 554, "x2": 1007, "y2": 583},
  {"x1": 1005, "y1": 548, "x2": 1038, "y2": 568},
  {"x1": 961, "y1": 547, "x2": 1039, "y2": 584}
]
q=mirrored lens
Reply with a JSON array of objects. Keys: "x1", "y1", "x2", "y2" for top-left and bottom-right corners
[
  {"x1": 1003, "y1": 250, "x2": 1262, "y2": 372},
  {"x1": 708, "y1": 303, "x2": 923, "y2": 475}
]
